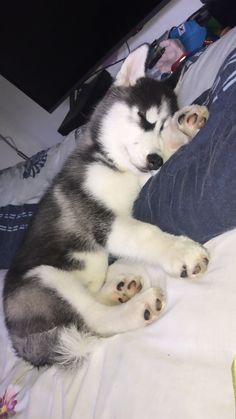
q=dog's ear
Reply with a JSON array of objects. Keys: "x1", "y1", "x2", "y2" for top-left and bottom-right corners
[{"x1": 115, "y1": 44, "x2": 149, "y2": 87}]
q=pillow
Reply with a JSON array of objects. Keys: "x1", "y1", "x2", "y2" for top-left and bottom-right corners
[
  {"x1": 133, "y1": 47, "x2": 236, "y2": 244},
  {"x1": 0, "y1": 128, "x2": 82, "y2": 268},
  {"x1": 0, "y1": 129, "x2": 81, "y2": 207},
  {"x1": 0, "y1": 204, "x2": 36, "y2": 269}
]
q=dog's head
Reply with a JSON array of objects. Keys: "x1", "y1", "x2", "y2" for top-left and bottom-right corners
[{"x1": 90, "y1": 44, "x2": 179, "y2": 174}]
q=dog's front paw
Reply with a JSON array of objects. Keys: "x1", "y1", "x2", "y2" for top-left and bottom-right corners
[
  {"x1": 128, "y1": 287, "x2": 166, "y2": 328},
  {"x1": 162, "y1": 236, "x2": 209, "y2": 279},
  {"x1": 177, "y1": 105, "x2": 209, "y2": 137}
]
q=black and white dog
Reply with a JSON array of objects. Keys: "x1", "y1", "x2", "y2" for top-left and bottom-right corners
[{"x1": 3, "y1": 44, "x2": 209, "y2": 368}]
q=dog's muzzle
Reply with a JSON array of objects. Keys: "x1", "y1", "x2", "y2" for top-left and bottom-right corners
[{"x1": 146, "y1": 153, "x2": 163, "y2": 171}]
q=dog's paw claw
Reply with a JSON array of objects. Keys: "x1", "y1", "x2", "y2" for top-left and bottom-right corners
[
  {"x1": 156, "y1": 298, "x2": 163, "y2": 311},
  {"x1": 180, "y1": 266, "x2": 188, "y2": 278},
  {"x1": 144, "y1": 308, "x2": 151, "y2": 320},
  {"x1": 116, "y1": 281, "x2": 125, "y2": 291}
]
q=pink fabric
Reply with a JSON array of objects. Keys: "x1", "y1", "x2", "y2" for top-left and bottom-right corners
[{"x1": 155, "y1": 39, "x2": 185, "y2": 73}]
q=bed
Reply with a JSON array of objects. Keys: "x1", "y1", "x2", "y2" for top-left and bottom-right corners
[{"x1": 0, "y1": 27, "x2": 236, "y2": 419}]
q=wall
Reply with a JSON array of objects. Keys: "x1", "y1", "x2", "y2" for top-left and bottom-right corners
[{"x1": 0, "y1": 0, "x2": 202, "y2": 170}]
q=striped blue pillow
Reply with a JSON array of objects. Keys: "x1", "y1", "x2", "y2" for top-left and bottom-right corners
[{"x1": 0, "y1": 204, "x2": 37, "y2": 269}]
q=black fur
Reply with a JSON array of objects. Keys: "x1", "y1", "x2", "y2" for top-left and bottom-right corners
[
  {"x1": 3, "y1": 65, "x2": 180, "y2": 367},
  {"x1": 127, "y1": 77, "x2": 178, "y2": 115},
  {"x1": 3, "y1": 142, "x2": 115, "y2": 366}
]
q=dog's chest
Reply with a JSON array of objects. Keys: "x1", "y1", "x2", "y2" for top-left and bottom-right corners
[{"x1": 85, "y1": 164, "x2": 141, "y2": 215}]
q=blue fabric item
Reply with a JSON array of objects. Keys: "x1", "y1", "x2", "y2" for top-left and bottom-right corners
[
  {"x1": 169, "y1": 21, "x2": 207, "y2": 53},
  {"x1": 133, "y1": 48, "x2": 236, "y2": 244},
  {"x1": 23, "y1": 149, "x2": 48, "y2": 178},
  {"x1": 0, "y1": 204, "x2": 37, "y2": 269}
]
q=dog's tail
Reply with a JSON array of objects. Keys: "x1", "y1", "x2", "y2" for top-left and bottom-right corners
[
  {"x1": 11, "y1": 325, "x2": 99, "y2": 368},
  {"x1": 54, "y1": 326, "x2": 100, "y2": 368}
]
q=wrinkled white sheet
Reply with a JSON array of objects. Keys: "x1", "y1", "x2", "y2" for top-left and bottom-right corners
[{"x1": 0, "y1": 230, "x2": 236, "y2": 419}]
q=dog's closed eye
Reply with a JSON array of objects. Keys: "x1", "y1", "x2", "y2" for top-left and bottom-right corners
[{"x1": 159, "y1": 120, "x2": 166, "y2": 133}]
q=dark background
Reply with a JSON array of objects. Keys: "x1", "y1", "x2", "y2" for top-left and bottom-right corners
[{"x1": 0, "y1": 0, "x2": 170, "y2": 112}]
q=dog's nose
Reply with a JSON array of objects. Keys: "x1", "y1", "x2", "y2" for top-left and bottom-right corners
[{"x1": 146, "y1": 153, "x2": 163, "y2": 170}]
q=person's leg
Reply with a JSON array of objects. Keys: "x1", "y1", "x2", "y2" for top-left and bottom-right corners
[{"x1": 134, "y1": 48, "x2": 236, "y2": 244}]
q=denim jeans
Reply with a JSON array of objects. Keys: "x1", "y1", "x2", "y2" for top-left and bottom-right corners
[{"x1": 134, "y1": 49, "x2": 236, "y2": 244}]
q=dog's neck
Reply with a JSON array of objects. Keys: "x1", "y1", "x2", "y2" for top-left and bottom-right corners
[{"x1": 93, "y1": 148, "x2": 120, "y2": 172}]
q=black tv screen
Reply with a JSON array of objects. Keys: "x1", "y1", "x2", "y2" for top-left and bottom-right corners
[{"x1": 0, "y1": 0, "x2": 170, "y2": 112}]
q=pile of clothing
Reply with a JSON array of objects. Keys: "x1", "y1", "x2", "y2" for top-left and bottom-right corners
[{"x1": 147, "y1": 1, "x2": 233, "y2": 80}]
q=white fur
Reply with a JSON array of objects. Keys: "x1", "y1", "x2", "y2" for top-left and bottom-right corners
[
  {"x1": 56, "y1": 326, "x2": 101, "y2": 368},
  {"x1": 32, "y1": 46, "x2": 210, "y2": 365},
  {"x1": 37, "y1": 50, "x2": 208, "y2": 328},
  {"x1": 160, "y1": 105, "x2": 209, "y2": 162},
  {"x1": 115, "y1": 44, "x2": 149, "y2": 87},
  {"x1": 99, "y1": 101, "x2": 166, "y2": 174},
  {"x1": 106, "y1": 217, "x2": 208, "y2": 277},
  {"x1": 32, "y1": 265, "x2": 165, "y2": 336},
  {"x1": 85, "y1": 163, "x2": 140, "y2": 215},
  {"x1": 70, "y1": 250, "x2": 108, "y2": 293},
  {"x1": 96, "y1": 259, "x2": 162, "y2": 305},
  {"x1": 146, "y1": 106, "x2": 159, "y2": 124}
]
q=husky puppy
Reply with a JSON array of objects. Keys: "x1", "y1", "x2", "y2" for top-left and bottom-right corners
[{"x1": 3, "y1": 45, "x2": 209, "y2": 368}]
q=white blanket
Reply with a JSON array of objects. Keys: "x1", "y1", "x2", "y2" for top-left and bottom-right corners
[{"x1": 0, "y1": 230, "x2": 236, "y2": 419}]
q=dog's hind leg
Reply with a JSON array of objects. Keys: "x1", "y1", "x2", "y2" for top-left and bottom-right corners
[
  {"x1": 96, "y1": 260, "x2": 153, "y2": 305},
  {"x1": 69, "y1": 250, "x2": 109, "y2": 294},
  {"x1": 32, "y1": 265, "x2": 165, "y2": 336}
]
